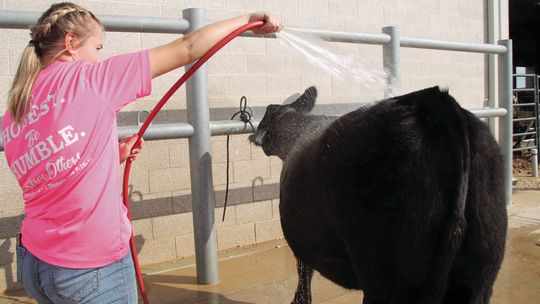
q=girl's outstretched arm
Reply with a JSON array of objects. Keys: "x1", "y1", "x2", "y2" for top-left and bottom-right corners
[{"x1": 148, "y1": 12, "x2": 283, "y2": 78}]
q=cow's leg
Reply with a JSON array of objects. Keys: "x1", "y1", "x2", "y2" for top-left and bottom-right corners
[
  {"x1": 441, "y1": 243, "x2": 505, "y2": 304},
  {"x1": 441, "y1": 256, "x2": 498, "y2": 304},
  {"x1": 291, "y1": 258, "x2": 314, "y2": 304}
]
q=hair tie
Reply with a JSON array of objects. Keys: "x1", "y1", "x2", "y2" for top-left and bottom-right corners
[{"x1": 28, "y1": 40, "x2": 36, "y2": 47}]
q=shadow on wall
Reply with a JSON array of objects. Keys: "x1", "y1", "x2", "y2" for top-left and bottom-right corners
[
  {"x1": 0, "y1": 215, "x2": 21, "y2": 290},
  {"x1": 0, "y1": 215, "x2": 22, "y2": 240},
  {"x1": 127, "y1": 182, "x2": 279, "y2": 220},
  {"x1": 0, "y1": 239, "x2": 16, "y2": 290}
]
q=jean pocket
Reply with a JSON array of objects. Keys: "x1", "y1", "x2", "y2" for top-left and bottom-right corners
[
  {"x1": 52, "y1": 266, "x2": 100, "y2": 303},
  {"x1": 15, "y1": 245, "x2": 26, "y2": 284}
]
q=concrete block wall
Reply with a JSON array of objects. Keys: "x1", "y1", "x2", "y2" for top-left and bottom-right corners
[{"x1": 0, "y1": 0, "x2": 489, "y2": 292}]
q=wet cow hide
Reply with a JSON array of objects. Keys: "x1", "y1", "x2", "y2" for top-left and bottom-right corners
[{"x1": 249, "y1": 86, "x2": 507, "y2": 304}]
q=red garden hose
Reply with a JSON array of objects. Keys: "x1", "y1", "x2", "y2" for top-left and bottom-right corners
[{"x1": 122, "y1": 20, "x2": 265, "y2": 304}]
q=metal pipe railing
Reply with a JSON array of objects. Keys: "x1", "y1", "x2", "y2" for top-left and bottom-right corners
[
  {"x1": 400, "y1": 37, "x2": 507, "y2": 54},
  {"x1": 0, "y1": 106, "x2": 509, "y2": 150},
  {"x1": 498, "y1": 40, "x2": 513, "y2": 205},
  {"x1": 537, "y1": 76, "x2": 540, "y2": 156},
  {"x1": 183, "y1": 8, "x2": 219, "y2": 285},
  {"x1": 251, "y1": 27, "x2": 392, "y2": 45},
  {"x1": 514, "y1": 117, "x2": 536, "y2": 122},
  {"x1": 382, "y1": 26, "x2": 400, "y2": 98},
  {"x1": 0, "y1": 10, "x2": 189, "y2": 33},
  {"x1": 470, "y1": 108, "x2": 508, "y2": 118},
  {"x1": 514, "y1": 131, "x2": 536, "y2": 137},
  {"x1": 117, "y1": 121, "x2": 258, "y2": 139},
  {"x1": 252, "y1": 28, "x2": 508, "y2": 55},
  {"x1": 110, "y1": 106, "x2": 507, "y2": 144},
  {"x1": 117, "y1": 123, "x2": 194, "y2": 140},
  {"x1": 515, "y1": 146, "x2": 537, "y2": 152}
]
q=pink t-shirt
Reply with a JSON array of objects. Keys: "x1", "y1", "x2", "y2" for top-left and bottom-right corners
[{"x1": 1, "y1": 50, "x2": 151, "y2": 268}]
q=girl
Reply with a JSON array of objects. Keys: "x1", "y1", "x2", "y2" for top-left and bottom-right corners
[{"x1": 2, "y1": 2, "x2": 282, "y2": 303}]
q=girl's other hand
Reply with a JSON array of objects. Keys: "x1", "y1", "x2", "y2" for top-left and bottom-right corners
[{"x1": 119, "y1": 134, "x2": 144, "y2": 164}]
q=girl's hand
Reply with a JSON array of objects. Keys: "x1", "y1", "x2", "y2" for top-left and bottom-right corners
[
  {"x1": 119, "y1": 134, "x2": 144, "y2": 164},
  {"x1": 249, "y1": 12, "x2": 283, "y2": 35}
]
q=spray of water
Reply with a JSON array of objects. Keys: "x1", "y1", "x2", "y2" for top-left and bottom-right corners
[{"x1": 276, "y1": 28, "x2": 390, "y2": 96}]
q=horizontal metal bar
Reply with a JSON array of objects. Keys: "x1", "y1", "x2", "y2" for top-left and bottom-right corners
[
  {"x1": 99, "y1": 15, "x2": 189, "y2": 34},
  {"x1": 0, "y1": 10, "x2": 39, "y2": 29},
  {"x1": 469, "y1": 107, "x2": 507, "y2": 118},
  {"x1": 118, "y1": 123, "x2": 194, "y2": 140},
  {"x1": 513, "y1": 103, "x2": 536, "y2": 107},
  {"x1": 256, "y1": 26, "x2": 507, "y2": 54},
  {"x1": 210, "y1": 120, "x2": 260, "y2": 136},
  {"x1": 513, "y1": 88, "x2": 537, "y2": 92},
  {"x1": 1, "y1": 9, "x2": 507, "y2": 56},
  {"x1": 288, "y1": 27, "x2": 391, "y2": 45},
  {"x1": 400, "y1": 37, "x2": 507, "y2": 54},
  {"x1": 513, "y1": 74, "x2": 538, "y2": 77},
  {"x1": 116, "y1": 120, "x2": 263, "y2": 141},
  {"x1": 514, "y1": 131, "x2": 536, "y2": 137},
  {"x1": 117, "y1": 109, "x2": 507, "y2": 140},
  {"x1": 0, "y1": 10, "x2": 190, "y2": 34},
  {"x1": 513, "y1": 147, "x2": 537, "y2": 152},
  {"x1": 248, "y1": 26, "x2": 391, "y2": 45},
  {"x1": 514, "y1": 117, "x2": 536, "y2": 122},
  {"x1": 0, "y1": 106, "x2": 510, "y2": 152}
]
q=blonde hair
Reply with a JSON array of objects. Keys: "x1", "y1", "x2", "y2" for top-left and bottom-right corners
[{"x1": 7, "y1": 2, "x2": 103, "y2": 124}]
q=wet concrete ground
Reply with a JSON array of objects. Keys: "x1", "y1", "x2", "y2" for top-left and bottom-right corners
[{"x1": 2, "y1": 190, "x2": 539, "y2": 304}]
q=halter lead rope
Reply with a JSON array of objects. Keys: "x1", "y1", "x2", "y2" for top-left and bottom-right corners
[{"x1": 222, "y1": 96, "x2": 254, "y2": 221}]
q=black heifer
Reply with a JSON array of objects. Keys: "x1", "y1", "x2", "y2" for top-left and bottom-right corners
[{"x1": 249, "y1": 86, "x2": 507, "y2": 304}]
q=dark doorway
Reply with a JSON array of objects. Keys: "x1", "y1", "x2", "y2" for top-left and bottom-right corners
[{"x1": 510, "y1": 0, "x2": 540, "y2": 73}]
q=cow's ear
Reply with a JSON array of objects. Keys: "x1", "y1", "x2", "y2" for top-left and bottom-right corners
[{"x1": 291, "y1": 86, "x2": 317, "y2": 113}]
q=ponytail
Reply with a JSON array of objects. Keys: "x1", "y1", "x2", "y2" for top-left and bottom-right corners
[
  {"x1": 8, "y1": 43, "x2": 42, "y2": 124},
  {"x1": 6, "y1": 2, "x2": 103, "y2": 125}
]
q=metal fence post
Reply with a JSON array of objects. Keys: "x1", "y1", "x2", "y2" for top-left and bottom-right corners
[
  {"x1": 382, "y1": 26, "x2": 400, "y2": 98},
  {"x1": 498, "y1": 39, "x2": 513, "y2": 205},
  {"x1": 532, "y1": 149, "x2": 539, "y2": 177},
  {"x1": 535, "y1": 76, "x2": 540, "y2": 159},
  {"x1": 183, "y1": 8, "x2": 219, "y2": 284}
]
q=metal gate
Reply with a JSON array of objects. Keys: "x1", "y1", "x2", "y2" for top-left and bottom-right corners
[{"x1": 513, "y1": 74, "x2": 540, "y2": 176}]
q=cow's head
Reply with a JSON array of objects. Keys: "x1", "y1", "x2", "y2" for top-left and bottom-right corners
[{"x1": 249, "y1": 86, "x2": 317, "y2": 160}]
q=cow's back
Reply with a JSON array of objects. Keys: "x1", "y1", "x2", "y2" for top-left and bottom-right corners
[{"x1": 279, "y1": 87, "x2": 506, "y2": 303}]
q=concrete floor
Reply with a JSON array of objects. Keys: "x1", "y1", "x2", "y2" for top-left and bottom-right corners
[{"x1": 1, "y1": 190, "x2": 539, "y2": 304}]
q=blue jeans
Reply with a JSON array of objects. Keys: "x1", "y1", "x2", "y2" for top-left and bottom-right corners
[{"x1": 16, "y1": 245, "x2": 138, "y2": 303}]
